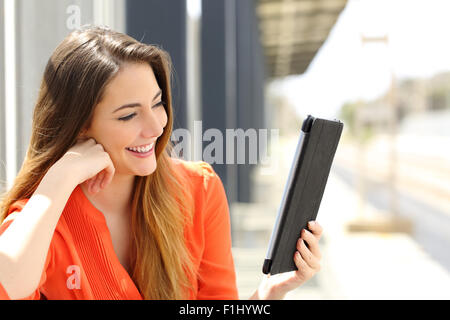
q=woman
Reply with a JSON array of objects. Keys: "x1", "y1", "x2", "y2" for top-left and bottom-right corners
[{"x1": 0, "y1": 26, "x2": 323, "y2": 300}]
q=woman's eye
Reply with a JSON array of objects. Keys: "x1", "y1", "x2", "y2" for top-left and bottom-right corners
[
  {"x1": 153, "y1": 101, "x2": 165, "y2": 108},
  {"x1": 118, "y1": 102, "x2": 165, "y2": 121},
  {"x1": 118, "y1": 113, "x2": 137, "y2": 121}
]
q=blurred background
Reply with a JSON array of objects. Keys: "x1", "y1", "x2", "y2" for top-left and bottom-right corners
[{"x1": 1, "y1": 0, "x2": 449, "y2": 299}]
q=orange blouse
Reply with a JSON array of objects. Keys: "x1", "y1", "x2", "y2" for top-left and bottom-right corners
[{"x1": 0, "y1": 160, "x2": 238, "y2": 300}]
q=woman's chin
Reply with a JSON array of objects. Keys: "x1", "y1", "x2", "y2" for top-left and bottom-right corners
[{"x1": 133, "y1": 165, "x2": 157, "y2": 177}]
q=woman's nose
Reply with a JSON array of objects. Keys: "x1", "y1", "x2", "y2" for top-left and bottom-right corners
[{"x1": 141, "y1": 109, "x2": 165, "y2": 138}]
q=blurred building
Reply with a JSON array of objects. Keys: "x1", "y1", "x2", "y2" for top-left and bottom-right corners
[
  {"x1": 0, "y1": 0, "x2": 347, "y2": 212},
  {"x1": 350, "y1": 71, "x2": 450, "y2": 133}
]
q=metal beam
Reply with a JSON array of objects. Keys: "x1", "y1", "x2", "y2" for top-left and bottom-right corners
[{"x1": 256, "y1": 0, "x2": 347, "y2": 78}]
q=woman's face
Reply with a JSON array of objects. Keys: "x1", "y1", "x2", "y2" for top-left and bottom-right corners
[{"x1": 82, "y1": 62, "x2": 168, "y2": 177}]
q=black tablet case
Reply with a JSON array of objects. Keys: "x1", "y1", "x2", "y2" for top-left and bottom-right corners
[{"x1": 262, "y1": 115, "x2": 343, "y2": 275}]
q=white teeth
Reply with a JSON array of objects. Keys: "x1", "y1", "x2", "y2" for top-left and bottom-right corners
[{"x1": 127, "y1": 143, "x2": 154, "y2": 153}]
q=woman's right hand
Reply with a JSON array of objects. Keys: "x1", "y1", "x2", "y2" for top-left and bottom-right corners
[{"x1": 50, "y1": 138, "x2": 115, "y2": 194}]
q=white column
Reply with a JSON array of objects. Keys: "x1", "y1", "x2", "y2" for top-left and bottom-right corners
[
  {"x1": 93, "y1": 0, "x2": 126, "y2": 32},
  {"x1": 186, "y1": 0, "x2": 202, "y2": 160},
  {"x1": 4, "y1": 0, "x2": 17, "y2": 191}
]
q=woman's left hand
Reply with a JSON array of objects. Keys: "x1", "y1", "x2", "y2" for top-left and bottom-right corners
[{"x1": 251, "y1": 220, "x2": 324, "y2": 300}]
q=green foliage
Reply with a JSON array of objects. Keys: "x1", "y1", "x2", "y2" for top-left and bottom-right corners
[{"x1": 339, "y1": 101, "x2": 374, "y2": 144}]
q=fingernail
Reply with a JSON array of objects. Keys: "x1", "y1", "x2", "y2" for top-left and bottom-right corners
[{"x1": 308, "y1": 221, "x2": 315, "y2": 228}]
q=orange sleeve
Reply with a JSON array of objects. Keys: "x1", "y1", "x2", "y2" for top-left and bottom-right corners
[
  {"x1": 0, "y1": 282, "x2": 10, "y2": 300},
  {"x1": 0, "y1": 203, "x2": 54, "y2": 300},
  {"x1": 196, "y1": 166, "x2": 239, "y2": 300}
]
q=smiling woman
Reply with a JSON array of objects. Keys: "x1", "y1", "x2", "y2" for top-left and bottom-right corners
[
  {"x1": 79, "y1": 62, "x2": 167, "y2": 178},
  {"x1": 0, "y1": 25, "x2": 323, "y2": 301},
  {"x1": 0, "y1": 25, "x2": 227, "y2": 300}
]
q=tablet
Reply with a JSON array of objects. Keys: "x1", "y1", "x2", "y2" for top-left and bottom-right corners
[{"x1": 262, "y1": 115, "x2": 343, "y2": 275}]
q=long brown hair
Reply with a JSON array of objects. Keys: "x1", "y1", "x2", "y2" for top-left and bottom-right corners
[{"x1": 0, "y1": 25, "x2": 195, "y2": 299}]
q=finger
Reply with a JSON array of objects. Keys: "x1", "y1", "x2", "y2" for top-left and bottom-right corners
[
  {"x1": 80, "y1": 137, "x2": 96, "y2": 146},
  {"x1": 102, "y1": 157, "x2": 115, "y2": 188},
  {"x1": 87, "y1": 176, "x2": 95, "y2": 193},
  {"x1": 89, "y1": 175, "x2": 100, "y2": 194},
  {"x1": 100, "y1": 170, "x2": 108, "y2": 189},
  {"x1": 308, "y1": 221, "x2": 323, "y2": 241},
  {"x1": 293, "y1": 250, "x2": 313, "y2": 282},
  {"x1": 298, "y1": 238, "x2": 321, "y2": 271},
  {"x1": 93, "y1": 170, "x2": 105, "y2": 193},
  {"x1": 88, "y1": 170, "x2": 103, "y2": 194},
  {"x1": 301, "y1": 229, "x2": 322, "y2": 259}
]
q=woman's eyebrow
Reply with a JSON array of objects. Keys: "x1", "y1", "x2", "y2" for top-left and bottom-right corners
[
  {"x1": 113, "y1": 89, "x2": 162, "y2": 113},
  {"x1": 153, "y1": 89, "x2": 162, "y2": 101}
]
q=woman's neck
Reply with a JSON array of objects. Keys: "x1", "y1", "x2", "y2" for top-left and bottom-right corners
[{"x1": 81, "y1": 173, "x2": 135, "y2": 216}]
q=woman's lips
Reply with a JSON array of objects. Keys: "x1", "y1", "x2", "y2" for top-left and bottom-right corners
[
  {"x1": 126, "y1": 143, "x2": 155, "y2": 158},
  {"x1": 126, "y1": 142, "x2": 154, "y2": 150}
]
